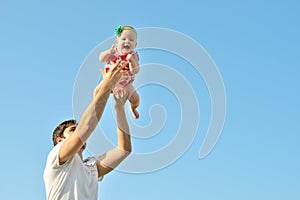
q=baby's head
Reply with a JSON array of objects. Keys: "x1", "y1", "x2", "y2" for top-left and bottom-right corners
[{"x1": 115, "y1": 25, "x2": 137, "y2": 55}]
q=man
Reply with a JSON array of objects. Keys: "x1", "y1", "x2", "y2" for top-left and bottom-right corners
[{"x1": 43, "y1": 60, "x2": 132, "y2": 200}]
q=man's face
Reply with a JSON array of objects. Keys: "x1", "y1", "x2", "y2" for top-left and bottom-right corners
[{"x1": 62, "y1": 124, "x2": 77, "y2": 139}]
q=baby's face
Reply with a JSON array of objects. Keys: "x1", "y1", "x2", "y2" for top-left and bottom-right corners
[{"x1": 116, "y1": 30, "x2": 137, "y2": 55}]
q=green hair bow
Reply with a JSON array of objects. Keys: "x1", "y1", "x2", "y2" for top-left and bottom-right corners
[
  {"x1": 115, "y1": 25, "x2": 123, "y2": 36},
  {"x1": 115, "y1": 25, "x2": 136, "y2": 36}
]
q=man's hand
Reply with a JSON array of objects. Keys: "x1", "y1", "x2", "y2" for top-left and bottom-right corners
[
  {"x1": 114, "y1": 90, "x2": 127, "y2": 109},
  {"x1": 93, "y1": 59, "x2": 128, "y2": 98},
  {"x1": 102, "y1": 59, "x2": 128, "y2": 87}
]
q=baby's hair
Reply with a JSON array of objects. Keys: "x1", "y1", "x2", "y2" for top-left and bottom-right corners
[{"x1": 115, "y1": 25, "x2": 137, "y2": 37}]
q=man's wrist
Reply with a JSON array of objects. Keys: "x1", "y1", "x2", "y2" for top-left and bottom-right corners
[
  {"x1": 114, "y1": 98, "x2": 126, "y2": 111},
  {"x1": 98, "y1": 79, "x2": 115, "y2": 93}
]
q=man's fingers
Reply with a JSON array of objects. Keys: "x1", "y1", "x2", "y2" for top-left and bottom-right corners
[
  {"x1": 110, "y1": 59, "x2": 122, "y2": 72},
  {"x1": 119, "y1": 61, "x2": 128, "y2": 70},
  {"x1": 113, "y1": 90, "x2": 127, "y2": 103},
  {"x1": 105, "y1": 60, "x2": 129, "y2": 82},
  {"x1": 113, "y1": 61, "x2": 129, "y2": 76}
]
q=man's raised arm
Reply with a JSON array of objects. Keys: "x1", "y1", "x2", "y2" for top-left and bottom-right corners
[
  {"x1": 96, "y1": 93, "x2": 132, "y2": 177},
  {"x1": 58, "y1": 60, "x2": 126, "y2": 165}
]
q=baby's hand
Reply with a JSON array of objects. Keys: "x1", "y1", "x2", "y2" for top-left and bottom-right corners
[
  {"x1": 126, "y1": 53, "x2": 133, "y2": 61},
  {"x1": 99, "y1": 45, "x2": 117, "y2": 63},
  {"x1": 127, "y1": 53, "x2": 140, "y2": 74},
  {"x1": 126, "y1": 52, "x2": 138, "y2": 63},
  {"x1": 108, "y1": 45, "x2": 116, "y2": 55}
]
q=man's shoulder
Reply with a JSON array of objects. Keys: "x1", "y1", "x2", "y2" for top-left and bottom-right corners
[
  {"x1": 45, "y1": 142, "x2": 67, "y2": 170},
  {"x1": 47, "y1": 142, "x2": 63, "y2": 158}
]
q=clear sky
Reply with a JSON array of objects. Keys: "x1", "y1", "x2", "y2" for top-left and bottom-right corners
[{"x1": 1, "y1": 0, "x2": 299, "y2": 199}]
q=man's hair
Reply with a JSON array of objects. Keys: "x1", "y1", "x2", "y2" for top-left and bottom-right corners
[{"x1": 52, "y1": 119, "x2": 76, "y2": 146}]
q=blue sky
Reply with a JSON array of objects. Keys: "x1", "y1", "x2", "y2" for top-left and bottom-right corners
[{"x1": 1, "y1": 0, "x2": 299, "y2": 199}]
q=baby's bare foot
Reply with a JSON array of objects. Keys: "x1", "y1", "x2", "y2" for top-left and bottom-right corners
[{"x1": 130, "y1": 106, "x2": 139, "y2": 119}]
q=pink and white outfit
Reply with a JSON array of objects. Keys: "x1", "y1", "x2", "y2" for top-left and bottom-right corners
[{"x1": 105, "y1": 50, "x2": 139, "y2": 98}]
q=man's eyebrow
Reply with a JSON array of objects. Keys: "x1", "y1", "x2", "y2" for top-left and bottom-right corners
[{"x1": 69, "y1": 125, "x2": 77, "y2": 131}]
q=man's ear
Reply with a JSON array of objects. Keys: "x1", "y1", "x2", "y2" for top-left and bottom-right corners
[{"x1": 55, "y1": 137, "x2": 63, "y2": 144}]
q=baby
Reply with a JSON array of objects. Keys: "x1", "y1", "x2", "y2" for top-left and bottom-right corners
[{"x1": 95, "y1": 25, "x2": 140, "y2": 119}]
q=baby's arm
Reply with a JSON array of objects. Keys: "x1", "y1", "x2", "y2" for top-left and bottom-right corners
[
  {"x1": 127, "y1": 53, "x2": 140, "y2": 74},
  {"x1": 99, "y1": 45, "x2": 116, "y2": 63}
]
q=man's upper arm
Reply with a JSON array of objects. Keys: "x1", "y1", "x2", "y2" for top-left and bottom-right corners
[
  {"x1": 46, "y1": 143, "x2": 67, "y2": 169},
  {"x1": 96, "y1": 147, "x2": 130, "y2": 177},
  {"x1": 58, "y1": 132, "x2": 83, "y2": 165}
]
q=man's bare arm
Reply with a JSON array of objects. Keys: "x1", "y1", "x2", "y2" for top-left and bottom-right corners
[
  {"x1": 58, "y1": 60, "x2": 126, "y2": 165},
  {"x1": 96, "y1": 94, "x2": 132, "y2": 177}
]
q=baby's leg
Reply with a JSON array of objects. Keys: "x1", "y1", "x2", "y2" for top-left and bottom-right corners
[
  {"x1": 126, "y1": 84, "x2": 140, "y2": 119},
  {"x1": 129, "y1": 91, "x2": 140, "y2": 119}
]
